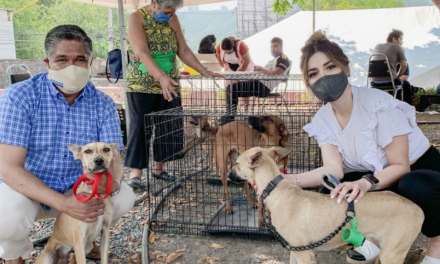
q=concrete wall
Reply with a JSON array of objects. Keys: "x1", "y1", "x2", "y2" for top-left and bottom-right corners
[{"x1": 0, "y1": 58, "x2": 119, "y2": 89}]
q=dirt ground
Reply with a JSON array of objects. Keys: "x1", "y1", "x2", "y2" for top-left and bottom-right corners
[{"x1": 146, "y1": 112, "x2": 440, "y2": 264}]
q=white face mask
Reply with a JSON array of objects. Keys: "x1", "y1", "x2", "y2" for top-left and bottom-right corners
[{"x1": 48, "y1": 64, "x2": 92, "y2": 94}]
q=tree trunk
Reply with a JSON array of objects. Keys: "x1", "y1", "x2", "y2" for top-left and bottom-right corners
[{"x1": 433, "y1": 0, "x2": 440, "y2": 11}]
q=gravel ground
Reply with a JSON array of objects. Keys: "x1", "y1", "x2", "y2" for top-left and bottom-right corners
[{"x1": 25, "y1": 112, "x2": 440, "y2": 264}]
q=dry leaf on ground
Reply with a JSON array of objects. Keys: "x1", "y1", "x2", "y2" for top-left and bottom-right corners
[
  {"x1": 148, "y1": 231, "x2": 155, "y2": 244},
  {"x1": 175, "y1": 249, "x2": 186, "y2": 253},
  {"x1": 166, "y1": 252, "x2": 181, "y2": 263},
  {"x1": 210, "y1": 243, "x2": 225, "y2": 249}
]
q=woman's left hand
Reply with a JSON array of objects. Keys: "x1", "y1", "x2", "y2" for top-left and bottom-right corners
[
  {"x1": 201, "y1": 69, "x2": 223, "y2": 78},
  {"x1": 330, "y1": 179, "x2": 373, "y2": 204}
]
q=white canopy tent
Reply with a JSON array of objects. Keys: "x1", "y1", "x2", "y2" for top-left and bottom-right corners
[{"x1": 245, "y1": 6, "x2": 440, "y2": 87}]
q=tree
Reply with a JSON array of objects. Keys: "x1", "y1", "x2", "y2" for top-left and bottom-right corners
[
  {"x1": 0, "y1": 0, "x2": 130, "y2": 59},
  {"x1": 272, "y1": 0, "x2": 405, "y2": 16}
]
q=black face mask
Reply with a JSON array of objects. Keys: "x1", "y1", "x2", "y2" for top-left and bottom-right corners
[{"x1": 309, "y1": 71, "x2": 348, "y2": 102}]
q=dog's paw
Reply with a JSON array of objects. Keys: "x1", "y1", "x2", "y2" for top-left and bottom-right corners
[{"x1": 225, "y1": 206, "x2": 234, "y2": 214}]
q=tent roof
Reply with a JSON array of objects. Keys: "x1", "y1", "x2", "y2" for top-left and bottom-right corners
[
  {"x1": 245, "y1": 6, "x2": 440, "y2": 87},
  {"x1": 69, "y1": 0, "x2": 234, "y2": 10},
  {"x1": 410, "y1": 65, "x2": 440, "y2": 88}
]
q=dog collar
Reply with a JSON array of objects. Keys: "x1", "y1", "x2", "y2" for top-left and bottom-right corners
[
  {"x1": 72, "y1": 171, "x2": 113, "y2": 202},
  {"x1": 259, "y1": 174, "x2": 284, "y2": 202}
]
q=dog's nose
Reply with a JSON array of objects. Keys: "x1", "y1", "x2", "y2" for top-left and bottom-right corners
[{"x1": 94, "y1": 158, "x2": 104, "y2": 166}]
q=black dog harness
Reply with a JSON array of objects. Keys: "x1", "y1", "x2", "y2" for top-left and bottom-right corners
[{"x1": 259, "y1": 175, "x2": 355, "y2": 251}]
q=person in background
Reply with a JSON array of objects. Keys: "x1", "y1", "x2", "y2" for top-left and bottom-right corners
[
  {"x1": 216, "y1": 36, "x2": 254, "y2": 72},
  {"x1": 372, "y1": 29, "x2": 412, "y2": 105},
  {"x1": 125, "y1": 0, "x2": 222, "y2": 188},
  {"x1": 0, "y1": 25, "x2": 135, "y2": 264},
  {"x1": 282, "y1": 31, "x2": 440, "y2": 264},
  {"x1": 221, "y1": 37, "x2": 291, "y2": 125}
]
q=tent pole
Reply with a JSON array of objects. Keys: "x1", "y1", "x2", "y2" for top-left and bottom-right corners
[
  {"x1": 313, "y1": 0, "x2": 315, "y2": 32},
  {"x1": 118, "y1": 0, "x2": 130, "y2": 135}
]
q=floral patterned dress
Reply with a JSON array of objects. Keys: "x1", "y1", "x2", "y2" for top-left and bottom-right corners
[{"x1": 126, "y1": 8, "x2": 180, "y2": 94}]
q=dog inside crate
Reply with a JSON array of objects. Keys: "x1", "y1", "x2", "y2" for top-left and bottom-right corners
[{"x1": 145, "y1": 104, "x2": 321, "y2": 237}]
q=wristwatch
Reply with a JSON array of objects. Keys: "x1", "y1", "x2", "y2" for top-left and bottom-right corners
[{"x1": 362, "y1": 174, "x2": 379, "y2": 191}]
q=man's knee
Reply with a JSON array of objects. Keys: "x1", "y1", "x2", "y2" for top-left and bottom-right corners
[
  {"x1": 0, "y1": 184, "x2": 38, "y2": 240},
  {"x1": 110, "y1": 183, "x2": 135, "y2": 226}
]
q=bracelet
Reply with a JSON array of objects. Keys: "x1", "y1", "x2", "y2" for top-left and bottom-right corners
[
  {"x1": 110, "y1": 180, "x2": 121, "y2": 196},
  {"x1": 292, "y1": 175, "x2": 300, "y2": 187}
]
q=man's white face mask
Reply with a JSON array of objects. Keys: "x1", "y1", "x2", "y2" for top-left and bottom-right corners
[{"x1": 48, "y1": 63, "x2": 92, "y2": 94}]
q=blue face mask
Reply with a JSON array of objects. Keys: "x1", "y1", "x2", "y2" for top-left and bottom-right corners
[
  {"x1": 153, "y1": 11, "x2": 173, "y2": 23},
  {"x1": 272, "y1": 51, "x2": 280, "y2": 58}
]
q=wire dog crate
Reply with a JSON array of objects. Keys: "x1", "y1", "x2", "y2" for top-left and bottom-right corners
[{"x1": 143, "y1": 74, "x2": 322, "y2": 237}]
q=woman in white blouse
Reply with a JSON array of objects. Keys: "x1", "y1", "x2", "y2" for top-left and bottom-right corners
[{"x1": 282, "y1": 31, "x2": 440, "y2": 264}]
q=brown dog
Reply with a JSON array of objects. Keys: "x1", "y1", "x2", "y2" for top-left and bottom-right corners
[
  {"x1": 189, "y1": 116, "x2": 219, "y2": 171},
  {"x1": 36, "y1": 142, "x2": 120, "y2": 264},
  {"x1": 215, "y1": 116, "x2": 289, "y2": 216},
  {"x1": 230, "y1": 147, "x2": 424, "y2": 264}
]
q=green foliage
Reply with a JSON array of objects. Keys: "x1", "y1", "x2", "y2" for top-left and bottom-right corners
[
  {"x1": 272, "y1": 0, "x2": 405, "y2": 15},
  {"x1": 0, "y1": 0, "x2": 130, "y2": 59},
  {"x1": 413, "y1": 87, "x2": 438, "y2": 108}
]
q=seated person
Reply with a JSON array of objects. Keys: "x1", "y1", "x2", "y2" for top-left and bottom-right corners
[
  {"x1": 285, "y1": 30, "x2": 440, "y2": 264},
  {"x1": 400, "y1": 64, "x2": 425, "y2": 96},
  {"x1": 221, "y1": 37, "x2": 290, "y2": 125},
  {"x1": 372, "y1": 29, "x2": 412, "y2": 105},
  {"x1": 0, "y1": 25, "x2": 136, "y2": 263},
  {"x1": 215, "y1": 36, "x2": 253, "y2": 72}
]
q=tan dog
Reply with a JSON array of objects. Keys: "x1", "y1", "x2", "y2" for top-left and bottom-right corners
[
  {"x1": 215, "y1": 116, "x2": 289, "y2": 216},
  {"x1": 189, "y1": 116, "x2": 219, "y2": 171},
  {"x1": 36, "y1": 142, "x2": 120, "y2": 264},
  {"x1": 229, "y1": 147, "x2": 424, "y2": 264}
]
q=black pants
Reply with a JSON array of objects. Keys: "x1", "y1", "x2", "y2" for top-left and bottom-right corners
[
  {"x1": 225, "y1": 80, "x2": 271, "y2": 114},
  {"x1": 394, "y1": 78, "x2": 412, "y2": 105},
  {"x1": 125, "y1": 93, "x2": 183, "y2": 169},
  {"x1": 321, "y1": 146, "x2": 440, "y2": 237}
]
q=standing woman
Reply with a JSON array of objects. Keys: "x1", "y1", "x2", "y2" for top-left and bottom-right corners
[{"x1": 125, "y1": 0, "x2": 222, "y2": 187}]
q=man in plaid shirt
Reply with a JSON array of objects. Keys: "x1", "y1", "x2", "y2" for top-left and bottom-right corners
[{"x1": 0, "y1": 25, "x2": 135, "y2": 263}]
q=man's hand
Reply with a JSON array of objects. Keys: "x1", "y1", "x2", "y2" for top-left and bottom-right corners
[
  {"x1": 254, "y1": 65, "x2": 264, "y2": 71},
  {"x1": 158, "y1": 75, "x2": 178, "y2": 102},
  {"x1": 62, "y1": 195, "x2": 105, "y2": 223}
]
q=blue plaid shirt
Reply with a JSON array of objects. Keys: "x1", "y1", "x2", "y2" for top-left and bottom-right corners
[{"x1": 0, "y1": 72, "x2": 124, "y2": 199}]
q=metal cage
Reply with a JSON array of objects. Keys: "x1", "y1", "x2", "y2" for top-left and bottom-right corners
[{"x1": 140, "y1": 74, "x2": 322, "y2": 238}]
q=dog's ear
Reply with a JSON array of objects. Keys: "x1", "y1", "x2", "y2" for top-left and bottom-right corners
[
  {"x1": 230, "y1": 148, "x2": 240, "y2": 162},
  {"x1": 248, "y1": 152, "x2": 263, "y2": 168},
  {"x1": 67, "y1": 145, "x2": 82, "y2": 160},
  {"x1": 265, "y1": 147, "x2": 291, "y2": 161},
  {"x1": 110, "y1": 143, "x2": 120, "y2": 154}
]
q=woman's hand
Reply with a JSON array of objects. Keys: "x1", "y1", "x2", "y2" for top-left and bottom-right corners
[
  {"x1": 330, "y1": 179, "x2": 373, "y2": 204},
  {"x1": 254, "y1": 65, "x2": 264, "y2": 71},
  {"x1": 158, "y1": 75, "x2": 178, "y2": 102},
  {"x1": 201, "y1": 68, "x2": 223, "y2": 78}
]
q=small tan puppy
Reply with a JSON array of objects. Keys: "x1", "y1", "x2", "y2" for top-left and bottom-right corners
[
  {"x1": 189, "y1": 116, "x2": 219, "y2": 171},
  {"x1": 36, "y1": 142, "x2": 120, "y2": 264},
  {"x1": 230, "y1": 147, "x2": 424, "y2": 264}
]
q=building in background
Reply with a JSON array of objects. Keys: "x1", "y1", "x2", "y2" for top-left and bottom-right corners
[
  {"x1": 237, "y1": 0, "x2": 298, "y2": 38},
  {"x1": 0, "y1": 9, "x2": 16, "y2": 59}
]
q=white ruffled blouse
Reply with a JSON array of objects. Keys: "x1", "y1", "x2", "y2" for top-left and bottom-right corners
[{"x1": 303, "y1": 86, "x2": 429, "y2": 174}]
